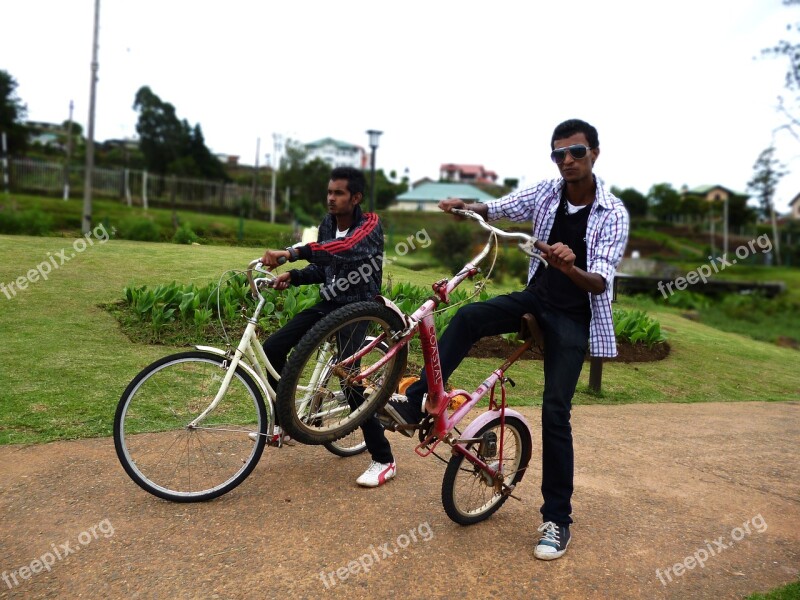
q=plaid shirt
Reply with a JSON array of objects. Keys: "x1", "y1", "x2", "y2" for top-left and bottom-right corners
[{"x1": 485, "y1": 177, "x2": 629, "y2": 357}]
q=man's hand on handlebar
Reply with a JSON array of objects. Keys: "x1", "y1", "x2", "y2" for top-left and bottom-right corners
[
  {"x1": 261, "y1": 249, "x2": 290, "y2": 269},
  {"x1": 439, "y1": 198, "x2": 489, "y2": 221},
  {"x1": 541, "y1": 242, "x2": 576, "y2": 274},
  {"x1": 438, "y1": 198, "x2": 468, "y2": 218},
  {"x1": 268, "y1": 272, "x2": 292, "y2": 290}
]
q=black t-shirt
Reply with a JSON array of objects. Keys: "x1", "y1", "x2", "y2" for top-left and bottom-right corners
[{"x1": 528, "y1": 195, "x2": 592, "y2": 325}]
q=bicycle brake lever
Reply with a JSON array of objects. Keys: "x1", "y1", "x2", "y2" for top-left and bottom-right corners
[{"x1": 517, "y1": 240, "x2": 549, "y2": 268}]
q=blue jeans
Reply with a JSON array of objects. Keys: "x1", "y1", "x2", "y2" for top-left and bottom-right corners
[{"x1": 404, "y1": 289, "x2": 589, "y2": 525}]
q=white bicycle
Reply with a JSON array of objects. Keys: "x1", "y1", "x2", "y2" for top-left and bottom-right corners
[{"x1": 113, "y1": 259, "x2": 386, "y2": 502}]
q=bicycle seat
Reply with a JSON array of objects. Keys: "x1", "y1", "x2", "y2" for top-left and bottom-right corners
[{"x1": 519, "y1": 313, "x2": 545, "y2": 351}]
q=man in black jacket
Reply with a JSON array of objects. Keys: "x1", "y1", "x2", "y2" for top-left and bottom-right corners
[{"x1": 260, "y1": 166, "x2": 395, "y2": 487}]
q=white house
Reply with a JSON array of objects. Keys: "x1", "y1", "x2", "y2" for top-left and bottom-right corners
[{"x1": 304, "y1": 138, "x2": 366, "y2": 169}]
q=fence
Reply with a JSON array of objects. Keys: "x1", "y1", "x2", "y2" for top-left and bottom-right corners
[{"x1": 2, "y1": 158, "x2": 275, "y2": 215}]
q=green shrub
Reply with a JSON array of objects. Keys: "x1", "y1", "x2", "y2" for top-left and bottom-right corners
[
  {"x1": 0, "y1": 207, "x2": 54, "y2": 235},
  {"x1": 665, "y1": 290, "x2": 711, "y2": 310},
  {"x1": 172, "y1": 222, "x2": 199, "y2": 245},
  {"x1": 117, "y1": 217, "x2": 162, "y2": 242},
  {"x1": 489, "y1": 244, "x2": 530, "y2": 284},
  {"x1": 433, "y1": 222, "x2": 475, "y2": 275}
]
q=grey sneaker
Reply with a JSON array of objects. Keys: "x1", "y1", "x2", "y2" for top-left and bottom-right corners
[{"x1": 534, "y1": 522, "x2": 571, "y2": 560}]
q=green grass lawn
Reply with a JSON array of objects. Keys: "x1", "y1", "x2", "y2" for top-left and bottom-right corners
[{"x1": 0, "y1": 234, "x2": 797, "y2": 445}]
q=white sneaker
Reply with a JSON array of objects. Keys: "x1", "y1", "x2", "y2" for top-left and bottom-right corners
[
  {"x1": 248, "y1": 426, "x2": 290, "y2": 444},
  {"x1": 356, "y1": 460, "x2": 396, "y2": 487}
]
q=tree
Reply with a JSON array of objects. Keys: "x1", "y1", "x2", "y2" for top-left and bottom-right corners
[
  {"x1": 748, "y1": 146, "x2": 786, "y2": 264},
  {"x1": 0, "y1": 70, "x2": 28, "y2": 153},
  {"x1": 762, "y1": 0, "x2": 800, "y2": 139},
  {"x1": 748, "y1": 146, "x2": 786, "y2": 219},
  {"x1": 726, "y1": 194, "x2": 757, "y2": 231},
  {"x1": 132, "y1": 86, "x2": 227, "y2": 180},
  {"x1": 678, "y1": 194, "x2": 708, "y2": 223},
  {"x1": 648, "y1": 183, "x2": 681, "y2": 222},
  {"x1": 612, "y1": 186, "x2": 648, "y2": 218}
]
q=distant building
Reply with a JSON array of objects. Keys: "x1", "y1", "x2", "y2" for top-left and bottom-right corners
[
  {"x1": 25, "y1": 121, "x2": 66, "y2": 149},
  {"x1": 102, "y1": 138, "x2": 139, "y2": 152},
  {"x1": 215, "y1": 154, "x2": 240, "y2": 166},
  {"x1": 439, "y1": 163, "x2": 498, "y2": 184},
  {"x1": 390, "y1": 181, "x2": 495, "y2": 212},
  {"x1": 681, "y1": 184, "x2": 746, "y2": 202},
  {"x1": 305, "y1": 138, "x2": 366, "y2": 169},
  {"x1": 789, "y1": 192, "x2": 800, "y2": 220}
]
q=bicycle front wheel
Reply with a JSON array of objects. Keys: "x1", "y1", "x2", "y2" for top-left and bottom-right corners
[
  {"x1": 276, "y1": 302, "x2": 408, "y2": 445},
  {"x1": 441, "y1": 416, "x2": 532, "y2": 525},
  {"x1": 114, "y1": 351, "x2": 269, "y2": 502}
]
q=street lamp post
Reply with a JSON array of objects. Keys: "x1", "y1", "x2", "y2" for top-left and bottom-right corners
[{"x1": 366, "y1": 129, "x2": 382, "y2": 213}]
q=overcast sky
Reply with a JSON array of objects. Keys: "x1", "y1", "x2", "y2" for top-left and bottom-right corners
[{"x1": 3, "y1": 0, "x2": 799, "y2": 212}]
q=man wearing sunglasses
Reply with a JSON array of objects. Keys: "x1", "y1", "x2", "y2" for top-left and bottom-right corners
[{"x1": 383, "y1": 118, "x2": 629, "y2": 560}]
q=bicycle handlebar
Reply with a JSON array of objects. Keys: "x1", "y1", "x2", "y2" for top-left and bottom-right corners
[
  {"x1": 449, "y1": 208, "x2": 550, "y2": 266},
  {"x1": 246, "y1": 257, "x2": 283, "y2": 297}
]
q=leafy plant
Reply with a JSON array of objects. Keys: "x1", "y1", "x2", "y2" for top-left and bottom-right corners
[{"x1": 613, "y1": 308, "x2": 667, "y2": 347}]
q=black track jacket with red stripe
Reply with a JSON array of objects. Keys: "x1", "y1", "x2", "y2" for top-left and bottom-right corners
[{"x1": 289, "y1": 204, "x2": 384, "y2": 304}]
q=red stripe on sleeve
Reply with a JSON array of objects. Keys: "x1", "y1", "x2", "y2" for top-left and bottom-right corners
[{"x1": 307, "y1": 212, "x2": 379, "y2": 255}]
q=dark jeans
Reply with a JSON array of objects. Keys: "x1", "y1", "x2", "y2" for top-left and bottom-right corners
[
  {"x1": 263, "y1": 300, "x2": 393, "y2": 464},
  {"x1": 403, "y1": 289, "x2": 588, "y2": 525}
]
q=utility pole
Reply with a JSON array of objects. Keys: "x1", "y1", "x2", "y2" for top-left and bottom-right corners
[
  {"x1": 722, "y1": 196, "x2": 729, "y2": 258},
  {"x1": 63, "y1": 100, "x2": 74, "y2": 201},
  {"x1": 270, "y1": 133, "x2": 283, "y2": 223},
  {"x1": 1, "y1": 132, "x2": 8, "y2": 197},
  {"x1": 251, "y1": 137, "x2": 260, "y2": 217},
  {"x1": 82, "y1": 0, "x2": 100, "y2": 234},
  {"x1": 769, "y1": 199, "x2": 782, "y2": 265}
]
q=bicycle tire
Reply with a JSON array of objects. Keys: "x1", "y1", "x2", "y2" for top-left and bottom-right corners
[
  {"x1": 276, "y1": 301, "x2": 408, "y2": 445},
  {"x1": 114, "y1": 351, "x2": 269, "y2": 502},
  {"x1": 441, "y1": 415, "x2": 532, "y2": 525},
  {"x1": 323, "y1": 335, "x2": 389, "y2": 457},
  {"x1": 324, "y1": 432, "x2": 367, "y2": 457}
]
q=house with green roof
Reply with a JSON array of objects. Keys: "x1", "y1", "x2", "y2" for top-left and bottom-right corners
[
  {"x1": 304, "y1": 137, "x2": 366, "y2": 169},
  {"x1": 390, "y1": 181, "x2": 495, "y2": 212}
]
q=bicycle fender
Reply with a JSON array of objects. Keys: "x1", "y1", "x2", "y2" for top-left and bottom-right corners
[
  {"x1": 374, "y1": 295, "x2": 415, "y2": 330},
  {"x1": 459, "y1": 409, "x2": 532, "y2": 440},
  {"x1": 193, "y1": 345, "x2": 274, "y2": 414}
]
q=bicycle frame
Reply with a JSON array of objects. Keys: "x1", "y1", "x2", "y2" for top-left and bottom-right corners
[
  {"x1": 188, "y1": 260, "x2": 344, "y2": 432},
  {"x1": 345, "y1": 209, "x2": 548, "y2": 488}
]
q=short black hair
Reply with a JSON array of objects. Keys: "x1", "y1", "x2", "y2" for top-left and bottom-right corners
[
  {"x1": 330, "y1": 166, "x2": 366, "y2": 197},
  {"x1": 551, "y1": 119, "x2": 599, "y2": 150}
]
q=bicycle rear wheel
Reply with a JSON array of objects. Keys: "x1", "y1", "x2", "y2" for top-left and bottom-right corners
[
  {"x1": 114, "y1": 351, "x2": 269, "y2": 502},
  {"x1": 276, "y1": 302, "x2": 408, "y2": 445},
  {"x1": 441, "y1": 416, "x2": 532, "y2": 525}
]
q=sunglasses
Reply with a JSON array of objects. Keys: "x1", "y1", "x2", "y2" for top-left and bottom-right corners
[{"x1": 550, "y1": 144, "x2": 593, "y2": 164}]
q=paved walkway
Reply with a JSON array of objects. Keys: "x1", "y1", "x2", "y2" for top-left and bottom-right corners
[{"x1": 1, "y1": 401, "x2": 798, "y2": 599}]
